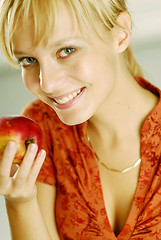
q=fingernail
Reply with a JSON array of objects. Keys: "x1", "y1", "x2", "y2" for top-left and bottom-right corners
[
  {"x1": 7, "y1": 141, "x2": 16, "y2": 148},
  {"x1": 28, "y1": 144, "x2": 37, "y2": 151},
  {"x1": 38, "y1": 149, "x2": 46, "y2": 158}
]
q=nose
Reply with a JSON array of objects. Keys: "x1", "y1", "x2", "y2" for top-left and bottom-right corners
[{"x1": 39, "y1": 61, "x2": 66, "y2": 94}]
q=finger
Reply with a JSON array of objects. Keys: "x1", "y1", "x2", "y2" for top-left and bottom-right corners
[
  {"x1": 14, "y1": 144, "x2": 38, "y2": 188},
  {"x1": 27, "y1": 149, "x2": 46, "y2": 184},
  {"x1": 0, "y1": 141, "x2": 17, "y2": 178},
  {"x1": 20, "y1": 143, "x2": 38, "y2": 170}
]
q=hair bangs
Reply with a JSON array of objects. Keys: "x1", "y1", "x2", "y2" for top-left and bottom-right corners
[
  {"x1": 0, "y1": 0, "x2": 143, "y2": 77},
  {"x1": 29, "y1": 0, "x2": 59, "y2": 47},
  {"x1": 1, "y1": 0, "x2": 59, "y2": 66}
]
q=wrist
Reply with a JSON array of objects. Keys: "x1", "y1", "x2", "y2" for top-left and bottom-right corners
[{"x1": 5, "y1": 187, "x2": 37, "y2": 206}]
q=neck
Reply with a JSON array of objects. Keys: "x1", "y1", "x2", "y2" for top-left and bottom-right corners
[
  {"x1": 88, "y1": 70, "x2": 157, "y2": 142},
  {"x1": 87, "y1": 72, "x2": 158, "y2": 171}
]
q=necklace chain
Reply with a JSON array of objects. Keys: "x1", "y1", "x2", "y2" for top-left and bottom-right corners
[{"x1": 87, "y1": 134, "x2": 141, "y2": 174}]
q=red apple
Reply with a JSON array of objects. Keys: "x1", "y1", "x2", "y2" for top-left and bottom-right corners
[{"x1": 0, "y1": 115, "x2": 42, "y2": 164}]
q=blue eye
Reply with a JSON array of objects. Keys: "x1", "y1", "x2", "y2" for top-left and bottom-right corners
[
  {"x1": 57, "y1": 47, "x2": 75, "y2": 58},
  {"x1": 18, "y1": 57, "x2": 36, "y2": 66}
]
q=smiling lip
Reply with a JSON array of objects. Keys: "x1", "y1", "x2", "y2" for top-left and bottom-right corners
[{"x1": 49, "y1": 87, "x2": 86, "y2": 110}]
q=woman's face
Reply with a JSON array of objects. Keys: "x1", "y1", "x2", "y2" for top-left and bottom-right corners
[{"x1": 13, "y1": 1, "x2": 118, "y2": 125}]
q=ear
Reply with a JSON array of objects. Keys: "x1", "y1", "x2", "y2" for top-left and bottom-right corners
[{"x1": 113, "y1": 12, "x2": 132, "y2": 53}]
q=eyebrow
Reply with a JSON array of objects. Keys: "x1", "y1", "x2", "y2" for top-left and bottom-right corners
[
  {"x1": 47, "y1": 37, "x2": 88, "y2": 48},
  {"x1": 14, "y1": 51, "x2": 30, "y2": 56},
  {"x1": 13, "y1": 37, "x2": 88, "y2": 56}
]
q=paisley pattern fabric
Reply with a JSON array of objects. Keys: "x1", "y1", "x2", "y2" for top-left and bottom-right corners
[{"x1": 22, "y1": 76, "x2": 161, "y2": 239}]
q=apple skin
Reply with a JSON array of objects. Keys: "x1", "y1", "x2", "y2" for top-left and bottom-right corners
[{"x1": 0, "y1": 115, "x2": 42, "y2": 165}]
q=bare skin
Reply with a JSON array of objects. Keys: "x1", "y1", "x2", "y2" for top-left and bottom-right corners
[
  {"x1": 0, "y1": 0, "x2": 159, "y2": 238},
  {"x1": 87, "y1": 73, "x2": 158, "y2": 234}
]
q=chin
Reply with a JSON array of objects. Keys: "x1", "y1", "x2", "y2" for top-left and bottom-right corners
[
  {"x1": 56, "y1": 110, "x2": 92, "y2": 126},
  {"x1": 45, "y1": 95, "x2": 94, "y2": 126}
]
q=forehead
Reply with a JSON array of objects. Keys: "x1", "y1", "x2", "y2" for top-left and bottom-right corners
[
  {"x1": 12, "y1": 0, "x2": 112, "y2": 56},
  {"x1": 13, "y1": 1, "x2": 85, "y2": 51}
]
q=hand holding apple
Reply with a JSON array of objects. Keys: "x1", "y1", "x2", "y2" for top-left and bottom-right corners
[{"x1": 0, "y1": 115, "x2": 42, "y2": 164}]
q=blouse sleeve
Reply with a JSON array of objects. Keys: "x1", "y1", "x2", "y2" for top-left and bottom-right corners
[{"x1": 21, "y1": 100, "x2": 56, "y2": 186}]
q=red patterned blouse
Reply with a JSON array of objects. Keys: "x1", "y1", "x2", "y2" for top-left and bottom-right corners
[{"x1": 22, "y1": 76, "x2": 161, "y2": 240}]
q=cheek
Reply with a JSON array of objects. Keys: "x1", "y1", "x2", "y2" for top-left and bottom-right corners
[
  {"x1": 22, "y1": 68, "x2": 40, "y2": 93},
  {"x1": 76, "y1": 51, "x2": 115, "y2": 85},
  {"x1": 69, "y1": 57, "x2": 99, "y2": 85}
]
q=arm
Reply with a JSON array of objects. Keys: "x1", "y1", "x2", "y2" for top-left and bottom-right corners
[
  {"x1": 0, "y1": 142, "x2": 58, "y2": 240},
  {"x1": 5, "y1": 194, "x2": 52, "y2": 240},
  {"x1": 36, "y1": 182, "x2": 60, "y2": 240}
]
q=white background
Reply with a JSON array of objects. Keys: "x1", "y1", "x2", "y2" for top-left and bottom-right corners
[{"x1": 0, "y1": 1, "x2": 161, "y2": 239}]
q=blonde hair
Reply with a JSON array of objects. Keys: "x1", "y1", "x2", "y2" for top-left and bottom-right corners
[{"x1": 0, "y1": 0, "x2": 143, "y2": 77}]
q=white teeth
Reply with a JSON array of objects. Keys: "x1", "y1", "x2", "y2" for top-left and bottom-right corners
[
  {"x1": 73, "y1": 92, "x2": 77, "y2": 98},
  {"x1": 54, "y1": 89, "x2": 82, "y2": 104},
  {"x1": 68, "y1": 94, "x2": 73, "y2": 100},
  {"x1": 58, "y1": 99, "x2": 64, "y2": 104},
  {"x1": 62, "y1": 97, "x2": 69, "y2": 102}
]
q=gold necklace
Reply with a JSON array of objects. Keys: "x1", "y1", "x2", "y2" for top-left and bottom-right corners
[{"x1": 87, "y1": 134, "x2": 141, "y2": 174}]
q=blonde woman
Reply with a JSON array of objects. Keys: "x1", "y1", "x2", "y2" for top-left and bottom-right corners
[{"x1": 0, "y1": 0, "x2": 161, "y2": 239}]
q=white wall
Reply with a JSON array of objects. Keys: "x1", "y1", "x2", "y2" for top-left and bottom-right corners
[{"x1": 0, "y1": 1, "x2": 161, "y2": 239}]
